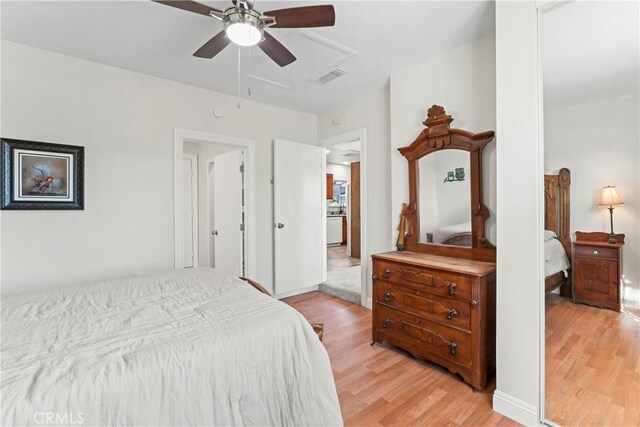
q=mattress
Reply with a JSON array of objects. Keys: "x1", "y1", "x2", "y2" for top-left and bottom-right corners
[
  {"x1": 545, "y1": 237, "x2": 571, "y2": 278},
  {"x1": 1, "y1": 268, "x2": 342, "y2": 426},
  {"x1": 428, "y1": 221, "x2": 472, "y2": 244}
]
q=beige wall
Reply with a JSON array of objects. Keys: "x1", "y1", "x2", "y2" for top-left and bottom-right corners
[
  {"x1": 545, "y1": 93, "x2": 640, "y2": 305},
  {"x1": 1, "y1": 40, "x2": 317, "y2": 294},
  {"x1": 390, "y1": 34, "x2": 497, "y2": 246}
]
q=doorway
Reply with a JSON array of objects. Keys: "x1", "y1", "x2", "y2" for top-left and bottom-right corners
[
  {"x1": 182, "y1": 142, "x2": 245, "y2": 274},
  {"x1": 182, "y1": 154, "x2": 198, "y2": 268},
  {"x1": 320, "y1": 129, "x2": 367, "y2": 306},
  {"x1": 174, "y1": 130, "x2": 256, "y2": 278}
]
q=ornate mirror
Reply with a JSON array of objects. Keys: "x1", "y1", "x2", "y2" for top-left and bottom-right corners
[{"x1": 398, "y1": 105, "x2": 495, "y2": 262}]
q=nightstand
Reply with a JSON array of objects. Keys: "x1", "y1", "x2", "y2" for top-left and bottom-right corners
[{"x1": 572, "y1": 231, "x2": 625, "y2": 312}]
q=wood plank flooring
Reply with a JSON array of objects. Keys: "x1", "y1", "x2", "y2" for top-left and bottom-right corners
[
  {"x1": 283, "y1": 291, "x2": 517, "y2": 426},
  {"x1": 328, "y1": 244, "x2": 361, "y2": 271},
  {"x1": 546, "y1": 294, "x2": 640, "y2": 427}
]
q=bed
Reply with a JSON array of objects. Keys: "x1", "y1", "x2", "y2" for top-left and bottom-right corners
[
  {"x1": 544, "y1": 168, "x2": 572, "y2": 296},
  {"x1": 1, "y1": 268, "x2": 342, "y2": 426},
  {"x1": 426, "y1": 221, "x2": 472, "y2": 246}
]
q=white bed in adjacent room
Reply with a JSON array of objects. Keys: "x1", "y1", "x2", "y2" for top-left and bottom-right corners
[
  {"x1": 1, "y1": 268, "x2": 342, "y2": 427},
  {"x1": 545, "y1": 232, "x2": 571, "y2": 278}
]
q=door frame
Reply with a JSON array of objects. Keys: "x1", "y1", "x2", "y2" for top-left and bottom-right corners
[
  {"x1": 174, "y1": 129, "x2": 256, "y2": 279},
  {"x1": 183, "y1": 153, "x2": 199, "y2": 267},
  {"x1": 536, "y1": 1, "x2": 573, "y2": 425},
  {"x1": 321, "y1": 128, "x2": 368, "y2": 307},
  {"x1": 205, "y1": 158, "x2": 216, "y2": 269}
]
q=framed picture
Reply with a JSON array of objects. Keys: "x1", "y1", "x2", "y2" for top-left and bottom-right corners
[{"x1": 1, "y1": 138, "x2": 84, "y2": 210}]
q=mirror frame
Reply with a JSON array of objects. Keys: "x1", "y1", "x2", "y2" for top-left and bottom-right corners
[{"x1": 398, "y1": 105, "x2": 496, "y2": 262}]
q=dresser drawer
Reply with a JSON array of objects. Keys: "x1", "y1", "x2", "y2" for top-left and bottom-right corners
[
  {"x1": 373, "y1": 260, "x2": 471, "y2": 301},
  {"x1": 375, "y1": 304, "x2": 471, "y2": 367},
  {"x1": 574, "y1": 245, "x2": 618, "y2": 260},
  {"x1": 375, "y1": 281, "x2": 471, "y2": 331}
]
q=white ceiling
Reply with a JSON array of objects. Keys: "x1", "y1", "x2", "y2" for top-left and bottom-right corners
[
  {"x1": 542, "y1": 1, "x2": 639, "y2": 108},
  {"x1": 0, "y1": 0, "x2": 495, "y2": 115}
]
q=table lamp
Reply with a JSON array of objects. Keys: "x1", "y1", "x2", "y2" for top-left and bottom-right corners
[{"x1": 599, "y1": 185, "x2": 624, "y2": 243}]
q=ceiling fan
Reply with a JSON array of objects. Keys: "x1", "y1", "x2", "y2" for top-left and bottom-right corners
[{"x1": 152, "y1": 0, "x2": 336, "y2": 67}]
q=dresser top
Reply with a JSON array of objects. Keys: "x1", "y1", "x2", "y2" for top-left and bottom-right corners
[
  {"x1": 573, "y1": 240, "x2": 624, "y2": 249},
  {"x1": 372, "y1": 251, "x2": 496, "y2": 276}
]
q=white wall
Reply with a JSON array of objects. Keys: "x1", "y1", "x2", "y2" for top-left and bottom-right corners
[
  {"x1": 419, "y1": 151, "x2": 472, "y2": 240},
  {"x1": 493, "y1": 1, "x2": 542, "y2": 425},
  {"x1": 1, "y1": 40, "x2": 317, "y2": 295},
  {"x1": 318, "y1": 85, "x2": 392, "y2": 300},
  {"x1": 183, "y1": 141, "x2": 240, "y2": 268},
  {"x1": 545, "y1": 94, "x2": 640, "y2": 305},
  {"x1": 326, "y1": 163, "x2": 350, "y2": 183},
  {"x1": 390, "y1": 34, "x2": 497, "y2": 247}
]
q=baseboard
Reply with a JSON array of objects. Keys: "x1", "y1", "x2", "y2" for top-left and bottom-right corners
[
  {"x1": 275, "y1": 285, "x2": 319, "y2": 299},
  {"x1": 493, "y1": 390, "x2": 539, "y2": 426},
  {"x1": 365, "y1": 297, "x2": 373, "y2": 309}
]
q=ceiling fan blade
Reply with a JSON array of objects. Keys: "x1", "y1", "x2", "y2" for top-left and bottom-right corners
[
  {"x1": 259, "y1": 32, "x2": 296, "y2": 67},
  {"x1": 263, "y1": 5, "x2": 335, "y2": 28},
  {"x1": 152, "y1": 0, "x2": 223, "y2": 17},
  {"x1": 193, "y1": 31, "x2": 231, "y2": 58}
]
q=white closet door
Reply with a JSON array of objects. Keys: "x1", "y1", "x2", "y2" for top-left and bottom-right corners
[{"x1": 273, "y1": 139, "x2": 324, "y2": 295}]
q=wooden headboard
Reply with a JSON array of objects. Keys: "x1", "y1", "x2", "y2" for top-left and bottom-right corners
[{"x1": 544, "y1": 168, "x2": 571, "y2": 256}]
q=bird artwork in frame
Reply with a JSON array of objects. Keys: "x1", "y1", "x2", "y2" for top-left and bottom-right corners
[{"x1": 1, "y1": 138, "x2": 84, "y2": 210}]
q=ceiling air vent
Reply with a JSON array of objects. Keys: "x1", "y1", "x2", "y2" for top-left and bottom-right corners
[{"x1": 312, "y1": 68, "x2": 347, "y2": 85}]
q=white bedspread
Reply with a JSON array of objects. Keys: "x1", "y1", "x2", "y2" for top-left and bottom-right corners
[
  {"x1": 545, "y1": 238, "x2": 571, "y2": 278},
  {"x1": 429, "y1": 221, "x2": 471, "y2": 244},
  {"x1": 1, "y1": 268, "x2": 342, "y2": 426}
]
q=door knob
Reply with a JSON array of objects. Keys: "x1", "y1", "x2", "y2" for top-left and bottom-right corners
[
  {"x1": 212, "y1": 230, "x2": 218, "y2": 236},
  {"x1": 276, "y1": 223, "x2": 285, "y2": 229}
]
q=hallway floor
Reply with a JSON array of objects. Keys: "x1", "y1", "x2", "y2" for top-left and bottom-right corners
[
  {"x1": 327, "y1": 245, "x2": 360, "y2": 271},
  {"x1": 321, "y1": 245, "x2": 362, "y2": 304}
]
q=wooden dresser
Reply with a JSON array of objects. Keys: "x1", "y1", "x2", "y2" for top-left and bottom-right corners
[
  {"x1": 371, "y1": 251, "x2": 496, "y2": 390},
  {"x1": 572, "y1": 231, "x2": 625, "y2": 312},
  {"x1": 382, "y1": 105, "x2": 497, "y2": 390}
]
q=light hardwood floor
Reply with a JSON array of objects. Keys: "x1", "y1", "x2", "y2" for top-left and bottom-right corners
[
  {"x1": 284, "y1": 291, "x2": 517, "y2": 426},
  {"x1": 328, "y1": 244, "x2": 361, "y2": 271},
  {"x1": 546, "y1": 294, "x2": 640, "y2": 427}
]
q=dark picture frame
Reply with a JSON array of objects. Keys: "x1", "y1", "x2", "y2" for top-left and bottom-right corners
[{"x1": 1, "y1": 138, "x2": 84, "y2": 210}]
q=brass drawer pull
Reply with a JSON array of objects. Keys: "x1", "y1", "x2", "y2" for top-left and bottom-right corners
[
  {"x1": 383, "y1": 318, "x2": 393, "y2": 329},
  {"x1": 384, "y1": 269, "x2": 390, "y2": 280},
  {"x1": 447, "y1": 309, "x2": 459, "y2": 320},
  {"x1": 384, "y1": 292, "x2": 392, "y2": 302},
  {"x1": 450, "y1": 342, "x2": 457, "y2": 356},
  {"x1": 593, "y1": 250, "x2": 599, "y2": 255},
  {"x1": 415, "y1": 269, "x2": 420, "y2": 274},
  {"x1": 415, "y1": 290, "x2": 421, "y2": 296},
  {"x1": 415, "y1": 317, "x2": 421, "y2": 325},
  {"x1": 471, "y1": 299, "x2": 478, "y2": 307},
  {"x1": 449, "y1": 282, "x2": 457, "y2": 296}
]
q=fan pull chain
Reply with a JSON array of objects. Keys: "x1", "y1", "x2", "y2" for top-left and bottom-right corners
[
  {"x1": 247, "y1": 47, "x2": 252, "y2": 97},
  {"x1": 237, "y1": 46, "x2": 242, "y2": 109}
]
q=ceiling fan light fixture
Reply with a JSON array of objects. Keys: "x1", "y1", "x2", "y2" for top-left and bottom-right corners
[
  {"x1": 225, "y1": 22, "x2": 262, "y2": 46},
  {"x1": 224, "y1": 8, "x2": 264, "y2": 47}
]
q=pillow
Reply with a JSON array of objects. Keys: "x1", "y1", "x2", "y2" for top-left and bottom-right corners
[{"x1": 544, "y1": 230, "x2": 557, "y2": 241}]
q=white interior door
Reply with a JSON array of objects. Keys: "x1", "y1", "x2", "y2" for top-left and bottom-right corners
[
  {"x1": 212, "y1": 149, "x2": 243, "y2": 276},
  {"x1": 274, "y1": 139, "x2": 324, "y2": 295},
  {"x1": 182, "y1": 155, "x2": 197, "y2": 268}
]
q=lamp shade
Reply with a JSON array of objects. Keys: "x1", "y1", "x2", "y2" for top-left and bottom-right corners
[{"x1": 599, "y1": 185, "x2": 624, "y2": 207}]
